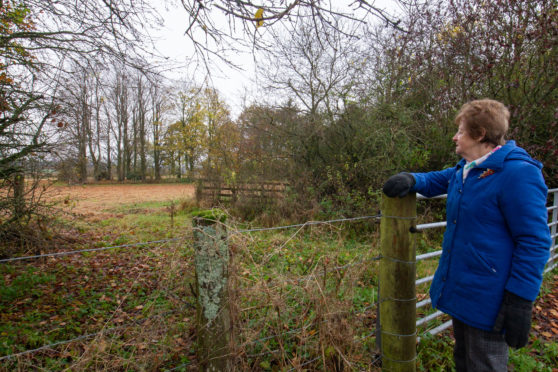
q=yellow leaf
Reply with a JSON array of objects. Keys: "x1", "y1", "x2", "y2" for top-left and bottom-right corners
[{"x1": 255, "y1": 8, "x2": 264, "y2": 28}]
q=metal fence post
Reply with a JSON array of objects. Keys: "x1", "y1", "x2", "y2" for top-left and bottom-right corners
[
  {"x1": 379, "y1": 193, "x2": 417, "y2": 371},
  {"x1": 192, "y1": 216, "x2": 233, "y2": 372},
  {"x1": 549, "y1": 189, "x2": 558, "y2": 272}
]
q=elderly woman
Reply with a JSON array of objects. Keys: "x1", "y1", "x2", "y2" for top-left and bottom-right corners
[{"x1": 383, "y1": 99, "x2": 551, "y2": 371}]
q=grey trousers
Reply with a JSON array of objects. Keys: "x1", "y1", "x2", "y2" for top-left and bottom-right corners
[{"x1": 452, "y1": 318, "x2": 508, "y2": 372}]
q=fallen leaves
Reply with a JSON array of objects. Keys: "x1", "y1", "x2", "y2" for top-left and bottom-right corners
[{"x1": 532, "y1": 274, "x2": 558, "y2": 342}]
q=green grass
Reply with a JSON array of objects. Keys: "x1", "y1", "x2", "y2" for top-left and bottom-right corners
[
  {"x1": 107, "y1": 200, "x2": 177, "y2": 214},
  {"x1": 0, "y1": 266, "x2": 56, "y2": 302},
  {"x1": 509, "y1": 338, "x2": 558, "y2": 372},
  {"x1": 417, "y1": 333, "x2": 454, "y2": 371},
  {"x1": 90, "y1": 199, "x2": 194, "y2": 243}
]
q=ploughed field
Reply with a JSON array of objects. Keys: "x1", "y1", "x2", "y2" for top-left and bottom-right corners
[{"x1": 50, "y1": 183, "x2": 195, "y2": 217}]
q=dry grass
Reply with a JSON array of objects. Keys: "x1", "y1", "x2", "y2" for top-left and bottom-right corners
[{"x1": 46, "y1": 183, "x2": 195, "y2": 218}]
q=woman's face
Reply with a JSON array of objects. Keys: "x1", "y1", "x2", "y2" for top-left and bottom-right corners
[{"x1": 452, "y1": 121, "x2": 482, "y2": 161}]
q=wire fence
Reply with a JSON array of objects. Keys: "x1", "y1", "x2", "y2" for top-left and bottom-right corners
[
  {"x1": 0, "y1": 238, "x2": 181, "y2": 263},
  {"x1": 0, "y1": 214, "x2": 383, "y2": 370},
  {"x1": 1, "y1": 188, "x2": 557, "y2": 371}
]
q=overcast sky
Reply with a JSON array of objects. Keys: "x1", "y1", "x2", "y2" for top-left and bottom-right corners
[
  {"x1": 151, "y1": 1, "x2": 403, "y2": 118},
  {"x1": 151, "y1": 3, "x2": 257, "y2": 118}
]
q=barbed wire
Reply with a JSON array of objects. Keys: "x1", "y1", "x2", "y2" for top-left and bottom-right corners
[
  {"x1": 0, "y1": 237, "x2": 182, "y2": 263},
  {"x1": 363, "y1": 327, "x2": 378, "y2": 340},
  {"x1": 243, "y1": 255, "x2": 383, "y2": 287},
  {"x1": 0, "y1": 212, "x2": 417, "y2": 264},
  {"x1": 160, "y1": 288, "x2": 197, "y2": 310},
  {"x1": 0, "y1": 330, "x2": 104, "y2": 362},
  {"x1": 165, "y1": 361, "x2": 193, "y2": 371},
  {"x1": 287, "y1": 356, "x2": 322, "y2": 371},
  {"x1": 241, "y1": 296, "x2": 381, "y2": 352},
  {"x1": 0, "y1": 211, "x2": 423, "y2": 264},
  {"x1": 235, "y1": 291, "x2": 420, "y2": 353},
  {"x1": 244, "y1": 323, "x2": 314, "y2": 347},
  {"x1": 295, "y1": 255, "x2": 383, "y2": 282},
  {"x1": 234, "y1": 214, "x2": 382, "y2": 234},
  {"x1": 0, "y1": 310, "x2": 175, "y2": 362}
]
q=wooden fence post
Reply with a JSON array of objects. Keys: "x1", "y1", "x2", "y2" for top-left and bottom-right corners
[
  {"x1": 192, "y1": 215, "x2": 233, "y2": 371},
  {"x1": 13, "y1": 172, "x2": 25, "y2": 220},
  {"x1": 379, "y1": 193, "x2": 417, "y2": 371}
]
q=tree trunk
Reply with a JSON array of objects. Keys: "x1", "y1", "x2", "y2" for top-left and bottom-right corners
[
  {"x1": 78, "y1": 88, "x2": 89, "y2": 183},
  {"x1": 152, "y1": 96, "x2": 162, "y2": 181},
  {"x1": 105, "y1": 107, "x2": 112, "y2": 180}
]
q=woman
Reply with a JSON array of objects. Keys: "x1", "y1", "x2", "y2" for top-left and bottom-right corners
[{"x1": 383, "y1": 99, "x2": 551, "y2": 371}]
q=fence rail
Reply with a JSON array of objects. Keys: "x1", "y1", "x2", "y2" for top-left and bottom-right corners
[{"x1": 196, "y1": 179, "x2": 288, "y2": 204}]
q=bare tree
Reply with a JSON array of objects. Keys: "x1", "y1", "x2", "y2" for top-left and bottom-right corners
[
  {"x1": 103, "y1": 96, "x2": 114, "y2": 181},
  {"x1": 112, "y1": 70, "x2": 131, "y2": 181},
  {"x1": 177, "y1": 0, "x2": 403, "y2": 64},
  {"x1": 150, "y1": 79, "x2": 169, "y2": 181},
  {"x1": 135, "y1": 74, "x2": 148, "y2": 180},
  {"x1": 0, "y1": 0, "x2": 160, "y2": 174},
  {"x1": 259, "y1": 16, "x2": 370, "y2": 118},
  {"x1": 0, "y1": 0, "x2": 162, "y2": 233}
]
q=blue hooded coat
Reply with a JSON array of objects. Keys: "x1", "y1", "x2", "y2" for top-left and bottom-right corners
[{"x1": 411, "y1": 140, "x2": 551, "y2": 331}]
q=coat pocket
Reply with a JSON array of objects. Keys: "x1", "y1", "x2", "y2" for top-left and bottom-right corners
[{"x1": 463, "y1": 242, "x2": 497, "y2": 275}]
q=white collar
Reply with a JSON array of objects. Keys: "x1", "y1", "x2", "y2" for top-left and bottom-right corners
[{"x1": 462, "y1": 146, "x2": 501, "y2": 180}]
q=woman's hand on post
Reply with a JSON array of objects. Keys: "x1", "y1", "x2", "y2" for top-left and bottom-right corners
[{"x1": 382, "y1": 172, "x2": 416, "y2": 198}]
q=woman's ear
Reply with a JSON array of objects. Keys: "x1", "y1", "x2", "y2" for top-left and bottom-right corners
[{"x1": 477, "y1": 128, "x2": 487, "y2": 142}]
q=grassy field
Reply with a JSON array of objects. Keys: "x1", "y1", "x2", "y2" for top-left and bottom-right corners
[{"x1": 0, "y1": 183, "x2": 556, "y2": 371}]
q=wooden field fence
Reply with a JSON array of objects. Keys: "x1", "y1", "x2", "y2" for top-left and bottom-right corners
[{"x1": 195, "y1": 179, "x2": 288, "y2": 204}]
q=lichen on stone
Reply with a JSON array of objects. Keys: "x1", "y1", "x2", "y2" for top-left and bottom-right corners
[{"x1": 193, "y1": 223, "x2": 229, "y2": 322}]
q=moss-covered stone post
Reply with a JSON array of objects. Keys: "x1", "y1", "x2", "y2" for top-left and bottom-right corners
[
  {"x1": 192, "y1": 210, "x2": 232, "y2": 371},
  {"x1": 379, "y1": 194, "x2": 417, "y2": 371}
]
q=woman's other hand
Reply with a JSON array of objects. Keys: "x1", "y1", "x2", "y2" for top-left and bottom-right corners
[{"x1": 493, "y1": 290, "x2": 533, "y2": 348}]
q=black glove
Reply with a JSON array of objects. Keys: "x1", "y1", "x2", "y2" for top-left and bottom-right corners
[
  {"x1": 382, "y1": 172, "x2": 416, "y2": 198},
  {"x1": 493, "y1": 290, "x2": 533, "y2": 348}
]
